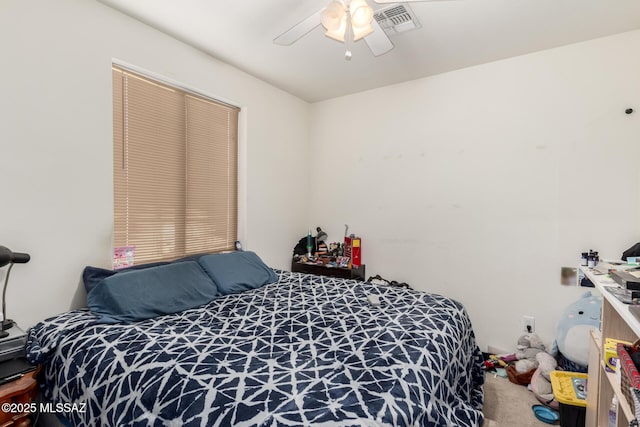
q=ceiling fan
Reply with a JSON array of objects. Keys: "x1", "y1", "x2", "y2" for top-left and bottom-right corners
[{"x1": 274, "y1": 0, "x2": 454, "y2": 60}]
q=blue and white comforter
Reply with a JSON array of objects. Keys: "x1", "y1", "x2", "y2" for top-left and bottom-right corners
[{"x1": 26, "y1": 271, "x2": 484, "y2": 426}]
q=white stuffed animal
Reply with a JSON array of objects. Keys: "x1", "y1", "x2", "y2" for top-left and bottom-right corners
[{"x1": 515, "y1": 333, "x2": 546, "y2": 373}]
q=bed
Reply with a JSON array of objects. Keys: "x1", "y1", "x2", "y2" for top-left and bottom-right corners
[{"x1": 26, "y1": 260, "x2": 484, "y2": 427}]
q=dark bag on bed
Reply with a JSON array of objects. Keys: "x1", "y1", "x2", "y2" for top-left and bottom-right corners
[{"x1": 623, "y1": 242, "x2": 640, "y2": 261}]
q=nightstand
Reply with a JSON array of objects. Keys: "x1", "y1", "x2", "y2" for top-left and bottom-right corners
[
  {"x1": 0, "y1": 359, "x2": 39, "y2": 427},
  {"x1": 291, "y1": 260, "x2": 366, "y2": 281}
]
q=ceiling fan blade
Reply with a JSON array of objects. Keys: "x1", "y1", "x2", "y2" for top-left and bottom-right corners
[
  {"x1": 364, "y1": 19, "x2": 394, "y2": 56},
  {"x1": 274, "y1": 9, "x2": 323, "y2": 46}
]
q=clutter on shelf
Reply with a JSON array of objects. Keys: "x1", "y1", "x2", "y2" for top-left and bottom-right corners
[
  {"x1": 579, "y1": 249, "x2": 599, "y2": 268},
  {"x1": 292, "y1": 225, "x2": 364, "y2": 270},
  {"x1": 623, "y1": 242, "x2": 640, "y2": 263}
]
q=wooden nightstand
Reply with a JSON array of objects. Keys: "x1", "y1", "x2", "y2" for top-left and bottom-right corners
[
  {"x1": 291, "y1": 260, "x2": 366, "y2": 281},
  {"x1": 0, "y1": 361, "x2": 39, "y2": 427}
]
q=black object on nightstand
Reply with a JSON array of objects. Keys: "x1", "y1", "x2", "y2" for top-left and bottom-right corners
[
  {"x1": 0, "y1": 358, "x2": 37, "y2": 386},
  {"x1": 291, "y1": 260, "x2": 366, "y2": 281}
]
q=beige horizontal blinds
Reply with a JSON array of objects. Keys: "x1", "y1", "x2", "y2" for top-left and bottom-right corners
[
  {"x1": 185, "y1": 95, "x2": 238, "y2": 255},
  {"x1": 112, "y1": 65, "x2": 239, "y2": 265}
]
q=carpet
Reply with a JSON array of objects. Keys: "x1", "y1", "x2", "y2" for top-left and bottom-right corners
[{"x1": 483, "y1": 372, "x2": 551, "y2": 426}]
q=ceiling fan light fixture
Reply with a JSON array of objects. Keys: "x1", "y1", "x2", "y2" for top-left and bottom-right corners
[
  {"x1": 352, "y1": 24, "x2": 373, "y2": 41},
  {"x1": 321, "y1": 1, "x2": 346, "y2": 31},
  {"x1": 316, "y1": 0, "x2": 381, "y2": 57},
  {"x1": 324, "y1": 20, "x2": 347, "y2": 42},
  {"x1": 350, "y1": 0, "x2": 374, "y2": 28}
]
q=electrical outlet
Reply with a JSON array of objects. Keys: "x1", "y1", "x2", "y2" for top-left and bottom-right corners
[{"x1": 523, "y1": 316, "x2": 535, "y2": 333}]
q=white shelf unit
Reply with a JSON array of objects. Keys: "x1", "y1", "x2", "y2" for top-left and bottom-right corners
[{"x1": 584, "y1": 266, "x2": 638, "y2": 427}]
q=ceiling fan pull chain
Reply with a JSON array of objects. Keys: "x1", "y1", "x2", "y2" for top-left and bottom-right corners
[{"x1": 345, "y1": 3, "x2": 353, "y2": 60}]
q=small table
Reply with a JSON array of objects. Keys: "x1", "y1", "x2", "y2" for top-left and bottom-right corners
[{"x1": 291, "y1": 260, "x2": 366, "y2": 281}]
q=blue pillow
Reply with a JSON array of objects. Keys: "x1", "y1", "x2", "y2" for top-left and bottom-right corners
[
  {"x1": 198, "y1": 251, "x2": 277, "y2": 295},
  {"x1": 87, "y1": 261, "x2": 219, "y2": 324},
  {"x1": 82, "y1": 262, "x2": 167, "y2": 294},
  {"x1": 82, "y1": 253, "x2": 210, "y2": 294}
]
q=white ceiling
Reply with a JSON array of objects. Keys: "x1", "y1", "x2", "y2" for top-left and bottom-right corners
[{"x1": 98, "y1": 0, "x2": 640, "y2": 102}]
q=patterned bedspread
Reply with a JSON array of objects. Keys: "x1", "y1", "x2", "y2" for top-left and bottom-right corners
[{"x1": 26, "y1": 271, "x2": 484, "y2": 426}]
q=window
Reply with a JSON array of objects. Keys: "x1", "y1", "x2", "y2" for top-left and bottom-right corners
[{"x1": 112, "y1": 66, "x2": 239, "y2": 264}]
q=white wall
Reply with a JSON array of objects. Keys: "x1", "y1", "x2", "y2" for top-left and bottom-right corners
[
  {"x1": 309, "y1": 30, "x2": 640, "y2": 352},
  {"x1": 2, "y1": 0, "x2": 639, "y2": 355},
  {"x1": 0, "y1": 0, "x2": 309, "y2": 328}
]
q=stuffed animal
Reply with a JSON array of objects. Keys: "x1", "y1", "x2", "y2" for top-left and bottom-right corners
[
  {"x1": 515, "y1": 333, "x2": 546, "y2": 373},
  {"x1": 552, "y1": 291, "x2": 602, "y2": 370},
  {"x1": 529, "y1": 352, "x2": 559, "y2": 410}
]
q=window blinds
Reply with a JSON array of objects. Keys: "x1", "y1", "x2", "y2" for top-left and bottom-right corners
[{"x1": 113, "y1": 66, "x2": 239, "y2": 264}]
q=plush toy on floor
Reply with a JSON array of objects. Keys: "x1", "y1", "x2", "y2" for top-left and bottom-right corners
[
  {"x1": 515, "y1": 333, "x2": 546, "y2": 373},
  {"x1": 552, "y1": 291, "x2": 602, "y2": 372},
  {"x1": 529, "y1": 352, "x2": 559, "y2": 410},
  {"x1": 506, "y1": 333, "x2": 548, "y2": 385}
]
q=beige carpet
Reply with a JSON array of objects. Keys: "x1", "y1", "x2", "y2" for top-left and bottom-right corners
[{"x1": 483, "y1": 373, "x2": 552, "y2": 426}]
